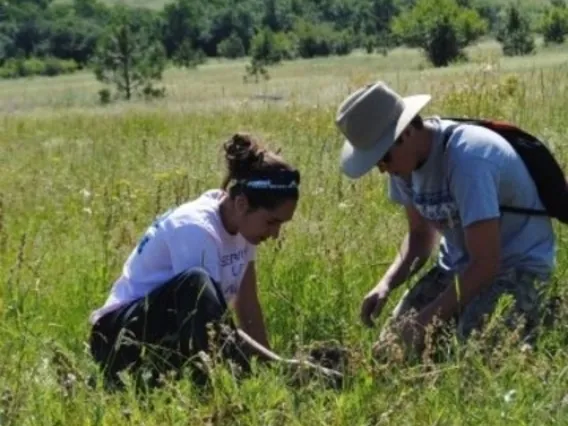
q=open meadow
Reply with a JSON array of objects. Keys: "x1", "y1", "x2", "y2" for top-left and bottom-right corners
[{"x1": 2, "y1": 40, "x2": 568, "y2": 425}]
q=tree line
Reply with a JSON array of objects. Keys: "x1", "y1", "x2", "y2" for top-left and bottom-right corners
[{"x1": 2, "y1": 0, "x2": 567, "y2": 100}]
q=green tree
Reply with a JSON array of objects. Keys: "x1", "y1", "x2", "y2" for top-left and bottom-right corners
[
  {"x1": 0, "y1": 2, "x2": 52, "y2": 58},
  {"x1": 541, "y1": 3, "x2": 568, "y2": 44},
  {"x1": 161, "y1": 0, "x2": 208, "y2": 58},
  {"x1": 93, "y1": 6, "x2": 166, "y2": 101},
  {"x1": 244, "y1": 28, "x2": 280, "y2": 83},
  {"x1": 293, "y1": 19, "x2": 354, "y2": 58},
  {"x1": 391, "y1": 0, "x2": 487, "y2": 67},
  {"x1": 317, "y1": 0, "x2": 360, "y2": 31},
  {"x1": 72, "y1": 0, "x2": 110, "y2": 21},
  {"x1": 174, "y1": 39, "x2": 206, "y2": 68},
  {"x1": 354, "y1": 0, "x2": 399, "y2": 52},
  {"x1": 204, "y1": 2, "x2": 260, "y2": 56},
  {"x1": 262, "y1": 0, "x2": 295, "y2": 32},
  {"x1": 47, "y1": 7, "x2": 103, "y2": 66},
  {"x1": 497, "y1": 5, "x2": 535, "y2": 56},
  {"x1": 217, "y1": 32, "x2": 246, "y2": 58}
]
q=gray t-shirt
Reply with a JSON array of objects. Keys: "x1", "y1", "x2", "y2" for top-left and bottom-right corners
[{"x1": 389, "y1": 116, "x2": 556, "y2": 277}]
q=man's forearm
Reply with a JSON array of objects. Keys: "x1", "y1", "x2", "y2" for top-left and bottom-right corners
[
  {"x1": 418, "y1": 260, "x2": 497, "y2": 324},
  {"x1": 382, "y1": 232, "x2": 433, "y2": 291}
]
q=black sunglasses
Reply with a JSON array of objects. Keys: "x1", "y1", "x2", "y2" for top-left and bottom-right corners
[
  {"x1": 378, "y1": 137, "x2": 402, "y2": 164},
  {"x1": 379, "y1": 150, "x2": 392, "y2": 164}
]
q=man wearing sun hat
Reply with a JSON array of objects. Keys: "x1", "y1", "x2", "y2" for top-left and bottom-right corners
[{"x1": 335, "y1": 81, "x2": 556, "y2": 354}]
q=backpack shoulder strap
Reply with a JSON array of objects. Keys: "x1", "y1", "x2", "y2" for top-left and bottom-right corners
[
  {"x1": 440, "y1": 117, "x2": 549, "y2": 217},
  {"x1": 442, "y1": 123, "x2": 461, "y2": 150}
]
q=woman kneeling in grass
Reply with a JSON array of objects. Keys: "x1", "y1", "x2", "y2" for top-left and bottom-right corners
[{"x1": 89, "y1": 133, "x2": 339, "y2": 389}]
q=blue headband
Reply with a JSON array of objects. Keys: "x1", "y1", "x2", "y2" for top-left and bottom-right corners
[
  {"x1": 234, "y1": 169, "x2": 300, "y2": 191},
  {"x1": 241, "y1": 179, "x2": 299, "y2": 189}
]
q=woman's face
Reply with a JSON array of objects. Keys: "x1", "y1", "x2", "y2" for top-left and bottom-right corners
[{"x1": 235, "y1": 197, "x2": 298, "y2": 245}]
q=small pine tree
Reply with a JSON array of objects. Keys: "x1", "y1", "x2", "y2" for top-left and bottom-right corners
[
  {"x1": 243, "y1": 29, "x2": 282, "y2": 83},
  {"x1": 243, "y1": 58, "x2": 270, "y2": 83},
  {"x1": 94, "y1": 7, "x2": 167, "y2": 101}
]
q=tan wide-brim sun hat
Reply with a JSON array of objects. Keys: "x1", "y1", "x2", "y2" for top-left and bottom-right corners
[{"x1": 335, "y1": 81, "x2": 432, "y2": 179}]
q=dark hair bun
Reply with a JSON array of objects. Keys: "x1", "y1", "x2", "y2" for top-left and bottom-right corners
[{"x1": 223, "y1": 133, "x2": 264, "y2": 181}]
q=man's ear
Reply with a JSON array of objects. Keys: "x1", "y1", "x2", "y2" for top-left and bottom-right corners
[
  {"x1": 234, "y1": 194, "x2": 249, "y2": 215},
  {"x1": 401, "y1": 125, "x2": 413, "y2": 142}
]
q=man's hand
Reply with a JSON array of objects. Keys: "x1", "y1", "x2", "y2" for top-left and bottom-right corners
[
  {"x1": 372, "y1": 312, "x2": 426, "y2": 361},
  {"x1": 361, "y1": 206, "x2": 436, "y2": 328},
  {"x1": 360, "y1": 283, "x2": 390, "y2": 327},
  {"x1": 417, "y1": 218, "x2": 501, "y2": 324}
]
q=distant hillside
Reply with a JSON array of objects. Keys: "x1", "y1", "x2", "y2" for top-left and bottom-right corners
[{"x1": 4, "y1": 0, "x2": 563, "y2": 81}]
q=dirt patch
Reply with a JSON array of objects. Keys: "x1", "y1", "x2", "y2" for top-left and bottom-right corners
[
  {"x1": 305, "y1": 340, "x2": 350, "y2": 373},
  {"x1": 289, "y1": 339, "x2": 351, "y2": 389}
]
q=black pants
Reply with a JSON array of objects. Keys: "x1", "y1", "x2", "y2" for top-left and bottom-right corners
[{"x1": 89, "y1": 268, "x2": 248, "y2": 389}]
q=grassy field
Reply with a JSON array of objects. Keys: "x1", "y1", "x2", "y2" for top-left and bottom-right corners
[{"x1": 2, "y1": 41, "x2": 568, "y2": 425}]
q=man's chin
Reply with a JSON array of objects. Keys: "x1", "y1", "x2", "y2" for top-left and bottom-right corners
[
  {"x1": 393, "y1": 171, "x2": 411, "y2": 179},
  {"x1": 247, "y1": 236, "x2": 265, "y2": 246}
]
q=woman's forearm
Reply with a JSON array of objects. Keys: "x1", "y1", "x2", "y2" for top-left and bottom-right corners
[
  {"x1": 237, "y1": 308, "x2": 271, "y2": 350},
  {"x1": 235, "y1": 328, "x2": 294, "y2": 364}
]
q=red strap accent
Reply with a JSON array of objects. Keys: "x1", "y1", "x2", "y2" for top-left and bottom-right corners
[{"x1": 483, "y1": 120, "x2": 519, "y2": 132}]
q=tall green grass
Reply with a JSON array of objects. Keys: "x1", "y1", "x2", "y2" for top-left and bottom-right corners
[{"x1": 2, "y1": 45, "x2": 568, "y2": 425}]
